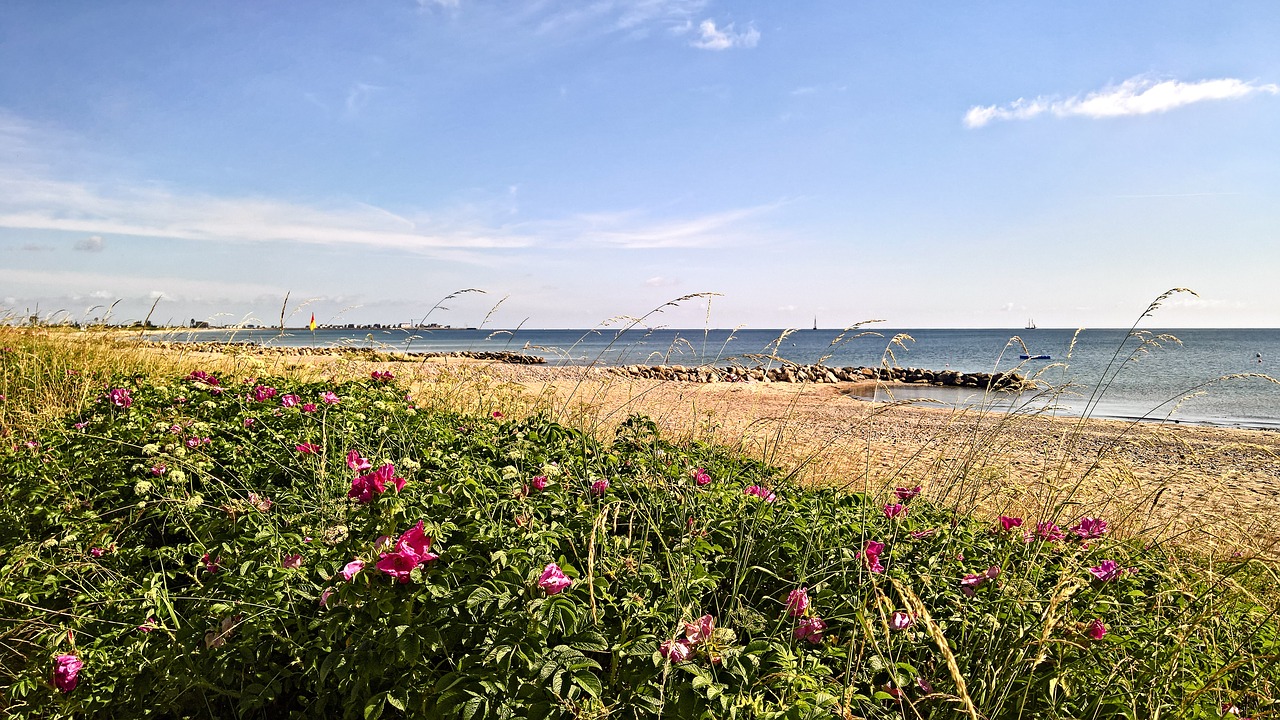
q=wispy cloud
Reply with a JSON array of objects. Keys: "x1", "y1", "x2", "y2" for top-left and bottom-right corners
[
  {"x1": 965, "y1": 76, "x2": 1279, "y2": 128},
  {"x1": 563, "y1": 203, "x2": 780, "y2": 249},
  {"x1": 74, "y1": 235, "x2": 104, "y2": 252},
  {"x1": 0, "y1": 267, "x2": 286, "y2": 306},
  {"x1": 691, "y1": 19, "x2": 759, "y2": 50}
]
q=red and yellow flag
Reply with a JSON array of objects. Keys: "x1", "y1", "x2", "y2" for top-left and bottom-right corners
[{"x1": 308, "y1": 313, "x2": 316, "y2": 331}]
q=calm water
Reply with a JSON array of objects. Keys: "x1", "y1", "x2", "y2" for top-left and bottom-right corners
[{"x1": 161, "y1": 327, "x2": 1280, "y2": 429}]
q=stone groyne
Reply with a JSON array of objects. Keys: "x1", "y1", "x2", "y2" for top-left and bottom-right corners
[{"x1": 606, "y1": 363, "x2": 1032, "y2": 390}]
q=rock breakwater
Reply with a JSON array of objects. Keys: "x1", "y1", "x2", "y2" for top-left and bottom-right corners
[{"x1": 606, "y1": 363, "x2": 1032, "y2": 390}]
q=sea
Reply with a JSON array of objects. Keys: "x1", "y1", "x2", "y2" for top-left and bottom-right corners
[{"x1": 160, "y1": 327, "x2": 1280, "y2": 430}]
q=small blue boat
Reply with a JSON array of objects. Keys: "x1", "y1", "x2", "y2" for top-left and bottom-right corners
[{"x1": 1019, "y1": 354, "x2": 1051, "y2": 360}]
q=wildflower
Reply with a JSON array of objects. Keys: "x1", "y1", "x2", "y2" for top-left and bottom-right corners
[
  {"x1": 375, "y1": 551, "x2": 419, "y2": 584},
  {"x1": 883, "y1": 503, "x2": 907, "y2": 519},
  {"x1": 961, "y1": 565, "x2": 1001, "y2": 596},
  {"x1": 252, "y1": 385, "x2": 277, "y2": 402},
  {"x1": 917, "y1": 677, "x2": 935, "y2": 693},
  {"x1": 659, "y1": 639, "x2": 693, "y2": 662},
  {"x1": 346, "y1": 450, "x2": 372, "y2": 472},
  {"x1": 531, "y1": 475, "x2": 548, "y2": 490},
  {"x1": 137, "y1": 617, "x2": 158, "y2": 632},
  {"x1": 319, "y1": 588, "x2": 335, "y2": 608},
  {"x1": 296, "y1": 443, "x2": 321, "y2": 454},
  {"x1": 1086, "y1": 619, "x2": 1107, "y2": 640},
  {"x1": 186, "y1": 370, "x2": 220, "y2": 386},
  {"x1": 492, "y1": 410, "x2": 503, "y2": 418},
  {"x1": 1034, "y1": 521, "x2": 1065, "y2": 542},
  {"x1": 743, "y1": 485, "x2": 777, "y2": 502},
  {"x1": 890, "y1": 611, "x2": 913, "y2": 630},
  {"x1": 395, "y1": 521, "x2": 438, "y2": 563},
  {"x1": 909, "y1": 528, "x2": 938, "y2": 539},
  {"x1": 301, "y1": 403, "x2": 317, "y2": 413},
  {"x1": 786, "y1": 588, "x2": 810, "y2": 617},
  {"x1": 371, "y1": 370, "x2": 394, "y2": 382},
  {"x1": 1071, "y1": 517, "x2": 1108, "y2": 541},
  {"x1": 243, "y1": 418, "x2": 255, "y2": 428},
  {"x1": 693, "y1": 468, "x2": 712, "y2": 486},
  {"x1": 538, "y1": 563, "x2": 573, "y2": 595},
  {"x1": 340, "y1": 560, "x2": 365, "y2": 581},
  {"x1": 74, "y1": 422, "x2": 87, "y2": 430},
  {"x1": 201, "y1": 553, "x2": 220, "y2": 574},
  {"x1": 589, "y1": 479, "x2": 609, "y2": 496},
  {"x1": 151, "y1": 464, "x2": 167, "y2": 476},
  {"x1": 24, "y1": 440, "x2": 38, "y2": 449},
  {"x1": 282, "y1": 554, "x2": 303, "y2": 569},
  {"x1": 859, "y1": 541, "x2": 886, "y2": 573},
  {"x1": 894, "y1": 485, "x2": 922, "y2": 501},
  {"x1": 1088, "y1": 559, "x2": 1125, "y2": 582},
  {"x1": 52, "y1": 654, "x2": 83, "y2": 693},
  {"x1": 998, "y1": 516, "x2": 1023, "y2": 532},
  {"x1": 321, "y1": 391, "x2": 340, "y2": 404},
  {"x1": 108, "y1": 388, "x2": 133, "y2": 408},
  {"x1": 685, "y1": 615, "x2": 715, "y2": 644},
  {"x1": 90, "y1": 547, "x2": 105, "y2": 558},
  {"x1": 280, "y1": 394, "x2": 300, "y2": 408},
  {"x1": 795, "y1": 617, "x2": 827, "y2": 644}
]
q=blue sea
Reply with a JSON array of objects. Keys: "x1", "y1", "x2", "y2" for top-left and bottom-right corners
[{"x1": 163, "y1": 327, "x2": 1280, "y2": 429}]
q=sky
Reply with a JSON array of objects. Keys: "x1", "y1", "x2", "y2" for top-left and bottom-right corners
[{"x1": 1, "y1": 1, "x2": 1278, "y2": 329}]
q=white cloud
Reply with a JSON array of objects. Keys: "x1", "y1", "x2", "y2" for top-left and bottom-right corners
[
  {"x1": 0, "y1": 268, "x2": 285, "y2": 305},
  {"x1": 691, "y1": 19, "x2": 759, "y2": 50},
  {"x1": 965, "y1": 76, "x2": 1279, "y2": 128},
  {"x1": 645, "y1": 276, "x2": 678, "y2": 287},
  {"x1": 74, "y1": 235, "x2": 104, "y2": 252},
  {"x1": 564, "y1": 202, "x2": 781, "y2": 249}
]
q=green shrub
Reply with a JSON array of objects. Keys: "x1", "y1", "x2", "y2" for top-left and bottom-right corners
[{"x1": 0, "y1": 369, "x2": 1276, "y2": 719}]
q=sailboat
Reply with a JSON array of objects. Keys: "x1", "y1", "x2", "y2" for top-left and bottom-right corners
[
  {"x1": 813, "y1": 316, "x2": 818, "y2": 331},
  {"x1": 1025, "y1": 318, "x2": 1037, "y2": 330}
]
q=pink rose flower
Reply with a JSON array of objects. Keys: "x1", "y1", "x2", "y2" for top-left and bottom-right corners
[
  {"x1": 1086, "y1": 619, "x2": 1107, "y2": 640},
  {"x1": 1034, "y1": 521, "x2": 1065, "y2": 542},
  {"x1": 108, "y1": 388, "x2": 133, "y2": 408},
  {"x1": 795, "y1": 617, "x2": 827, "y2": 644},
  {"x1": 492, "y1": 410, "x2": 503, "y2": 418},
  {"x1": 589, "y1": 479, "x2": 609, "y2": 496},
  {"x1": 883, "y1": 503, "x2": 907, "y2": 519},
  {"x1": 280, "y1": 394, "x2": 300, "y2": 408},
  {"x1": 395, "y1": 521, "x2": 438, "y2": 563},
  {"x1": 321, "y1": 391, "x2": 340, "y2": 404},
  {"x1": 301, "y1": 403, "x2": 317, "y2": 413},
  {"x1": 531, "y1": 475, "x2": 548, "y2": 490},
  {"x1": 201, "y1": 553, "x2": 221, "y2": 574},
  {"x1": 151, "y1": 464, "x2": 167, "y2": 476},
  {"x1": 296, "y1": 443, "x2": 321, "y2": 454},
  {"x1": 890, "y1": 611, "x2": 913, "y2": 630},
  {"x1": 252, "y1": 385, "x2": 277, "y2": 402},
  {"x1": 684, "y1": 614, "x2": 715, "y2": 645},
  {"x1": 894, "y1": 485, "x2": 922, "y2": 501},
  {"x1": 137, "y1": 617, "x2": 158, "y2": 632},
  {"x1": 998, "y1": 516, "x2": 1023, "y2": 532},
  {"x1": 319, "y1": 588, "x2": 335, "y2": 608},
  {"x1": 859, "y1": 541, "x2": 886, "y2": 573},
  {"x1": 538, "y1": 563, "x2": 573, "y2": 595},
  {"x1": 89, "y1": 547, "x2": 105, "y2": 558},
  {"x1": 371, "y1": 370, "x2": 394, "y2": 382},
  {"x1": 743, "y1": 485, "x2": 777, "y2": 502},
  {"x1": 340, "y1": 560, "x2": 365, "y2": 581},
  {"x1": 1071, "y1": 517, "x2": 1108, "y2": 540},
  {"x1": 1088, "y1": 560, "x2": 1126, "y2": 582},
  {"x1": 346, "y1": 450, "x2": 372, "y2": 472},
  {"x1": 693, "y1": 468, "x2": 712, "y2": 486},
  {"x1": 52, "y1": 654, "x2": 83, "y2": 693},
  {"x1": 786, "y1": 588, "x2": 810, "y2": 617},
  {"x1": 376, "y1": 551, "x2": 419, "y2": 584},
  {"x1": 282, "y1": 554, "x2": 303, "y2": 569},
  {"x1": 659, "y1": 638, "x2": 693, "y2": 662}
]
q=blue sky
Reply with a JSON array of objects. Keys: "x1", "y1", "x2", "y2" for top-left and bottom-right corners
[{"x1": 2, "y1": 1, "x2": 1278, "y2": 328}]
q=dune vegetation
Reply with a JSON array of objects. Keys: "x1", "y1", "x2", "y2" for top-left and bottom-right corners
[{"x1": 0, "y1": 324, "x2": 1277, "y2": 719}]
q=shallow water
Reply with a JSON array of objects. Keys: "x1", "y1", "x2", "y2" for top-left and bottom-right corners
[{"x1": 159, "y1": 326, "x2": 1280, "y2": 428}]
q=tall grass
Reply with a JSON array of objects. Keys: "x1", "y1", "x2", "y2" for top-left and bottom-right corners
[{"x1": 1, "y1": 298, "x2": 1278, "y2": 718}]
